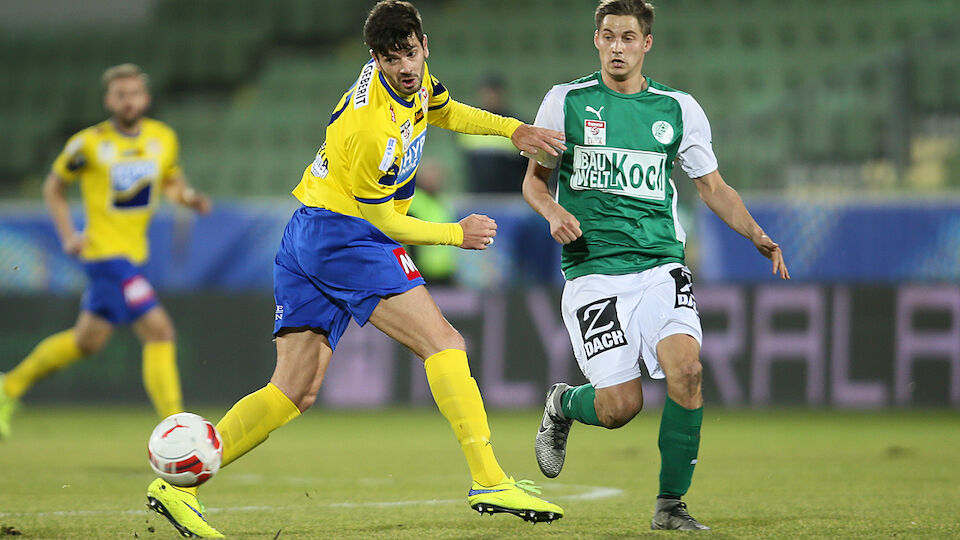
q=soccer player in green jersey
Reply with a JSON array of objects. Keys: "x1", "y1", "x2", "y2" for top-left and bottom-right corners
[{"x1": 522, "y1": 0, "x2": 789, "y2": 531}]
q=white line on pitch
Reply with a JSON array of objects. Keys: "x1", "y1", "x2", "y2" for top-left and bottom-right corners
[{"x1": 0, "y1": 484, "x2": 623, "y2": 518}]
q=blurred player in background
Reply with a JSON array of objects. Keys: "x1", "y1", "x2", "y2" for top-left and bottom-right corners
[
  {"x1": 145, "y1": 2, "x2": 567, "y2": 537},
  {"x1": 407, "y1": 159, "x2": 458, "y2": 285},
  {"x1": 0, "y1": 64, "x2": 211, "y2": 440},
  {"x1": 522, "y1": 0, "x2": 790, "y2": 531},
  {"x1": 458, "y1": 74, "x2": 529, "y2": 193}
]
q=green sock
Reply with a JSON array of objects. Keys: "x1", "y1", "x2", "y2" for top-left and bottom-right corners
[
  {"x1": 560, "y1": 384, "x2": 603, "y2": 426},
  {"x1": 658, "y1": 396, "x2": 703, "y2": 498}
]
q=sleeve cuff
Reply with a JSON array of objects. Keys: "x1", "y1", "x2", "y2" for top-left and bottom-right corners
[
  {"x1": 504, "y1": 118, "x2": 524, "y2": 138},
  {"x1": 449, "y1": 223, "x2": 464, "y2": 246}
]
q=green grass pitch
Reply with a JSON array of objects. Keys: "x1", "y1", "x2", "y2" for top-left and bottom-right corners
[{"x1": 0, "y1": 406, "x2": 958, "y2": 539}]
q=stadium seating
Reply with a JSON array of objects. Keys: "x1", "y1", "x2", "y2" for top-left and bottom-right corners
[{"x1": 0, "y1": 0, "x2": 957, "y2": 194}]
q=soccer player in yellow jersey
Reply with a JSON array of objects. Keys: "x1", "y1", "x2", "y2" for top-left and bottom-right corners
[
  {"x1": 145, "y1": 1, "x2": 568, "y2": 537},
  {"x1": 0, "y1": 64, "x2": 211, "y2": 440}
]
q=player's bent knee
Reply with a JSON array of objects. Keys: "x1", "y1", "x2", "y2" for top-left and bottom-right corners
[
  {"x1": 422, "y1": 327, "x2": 466, "y2": 359},
  {"x1": 155, "y1": 325, "x2": 175, "y2": 342},
  {"x1": 75, "y1": 333, "x2": 108, "y2": 355},
  {"x1": 598, "y1": 407, "x2": 639, "y2": 429},
  {"x1": 678, "y1": 360, "x2": 703, "y2": 383},
  {"x1": 141, "y1": 319, "x2": 175, "y2": 342},
  {"x1": 597, "y1": 393, "x2": 643, "y2": 429}
]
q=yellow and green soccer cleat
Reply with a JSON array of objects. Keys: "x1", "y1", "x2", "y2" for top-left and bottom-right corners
[
  {"x1": 467, "y1": 477, "x2": 563, "y2": 523},
  {"x1": 146, "y1": 478, "x2": 224, "y2": 538},
  {"x1": 0, "y1": 373, "x2": 18, "y2": 440}
]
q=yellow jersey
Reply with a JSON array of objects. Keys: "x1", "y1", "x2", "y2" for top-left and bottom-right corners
[
  {"x1": 293, "y1": 60, "x2": 523, "y2": 246},
  {"x1": 51, "y1": 118, "x2": 182, "y2": 265}
]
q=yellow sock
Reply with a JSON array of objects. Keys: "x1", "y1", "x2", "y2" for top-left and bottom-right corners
[
  {"x1": 4, "y1": 329, "x2": 82, "y2": 399},
  {"x1": 142, "y1": 341, "x2": 183, "y2": 418},
  {"x1": 215, "y1": 383, "x2": 300, "y2": 468},
  {"x1": 425, "y1": 349, "x2": 506, "y2": 487}
]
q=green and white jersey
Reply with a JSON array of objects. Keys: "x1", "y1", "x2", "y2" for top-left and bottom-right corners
[{"x1": 526, "y1": 72, "x2": 718, "y2": 280}]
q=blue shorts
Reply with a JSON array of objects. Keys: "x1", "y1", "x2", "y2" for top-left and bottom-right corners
[
  {"x1": 81, "y1": 258, "x2": 159, "y2": 325},
  {"x1": 273, "y1": 206, "x2": 426, "y2": 349}
]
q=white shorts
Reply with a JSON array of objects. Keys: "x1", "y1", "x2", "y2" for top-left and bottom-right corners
[{"x1": 560, "y1": 263, "x2": 703, "y2": 388}]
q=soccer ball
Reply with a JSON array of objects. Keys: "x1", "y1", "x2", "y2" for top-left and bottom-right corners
[{"x1": 147, "y1": 412, "x2": 223, "y2": 487}]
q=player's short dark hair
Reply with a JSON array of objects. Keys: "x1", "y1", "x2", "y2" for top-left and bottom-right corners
[
  {"x1": 364, "y1": 0, "x2": 424, "y2": 57},
  {"x1": 595, "y1": 0, "x2": 655, "y2": 36}
]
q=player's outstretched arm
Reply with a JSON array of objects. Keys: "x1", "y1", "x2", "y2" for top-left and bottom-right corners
[
  {"x1": 693, "y1": 169, "x2": 790, "y2": 280},
  {"x1": 163, "y1": 172, "x2": 212, "y2": 214},
  {"x1": 521, "y1": 159, "x2": 581, "y2": 245},
  {"x1": 511, "y1": 124, "x2": 566, "y2": 159},
  {"x1": 357, "y1": 200, "x2": 465, "y2": 247},
  {"x1": 42, "y1": 172, "x2": 85, "y2": 255},
  {"x1": 428, "y1": 99, "x2": 565, "y2": 158},
  {"x1": 357, "y1": 200, "x2": 493, "y2": 250}
]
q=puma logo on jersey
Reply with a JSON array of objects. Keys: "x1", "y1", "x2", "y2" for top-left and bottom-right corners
[{"x1": 585, "y1": 105, "x2": 604, "y2": 120}]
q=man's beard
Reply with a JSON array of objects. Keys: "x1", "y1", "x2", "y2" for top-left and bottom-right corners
[{"x1": 115, "y1": 111, "x2": 141, "y2": 129}]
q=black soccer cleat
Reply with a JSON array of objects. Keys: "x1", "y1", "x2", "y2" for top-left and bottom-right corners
[
  {"x1": 472, "y1": 503, "x2": 560, "y2": 524},
  {"x1": 650, "y1": 498, "x2": 711, "y2": 530}
]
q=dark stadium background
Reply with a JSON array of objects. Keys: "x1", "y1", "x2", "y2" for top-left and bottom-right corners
[{"x1": 1, "y1": 0, "x2": 959, "y2": 409}]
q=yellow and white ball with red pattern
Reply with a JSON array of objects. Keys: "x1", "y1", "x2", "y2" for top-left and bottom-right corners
[{"x1": 147, "y1": 412, "x2": 223, "y2": 487}]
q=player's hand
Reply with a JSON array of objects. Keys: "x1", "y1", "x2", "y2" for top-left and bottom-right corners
[
  {"x1": 545, "y1": 204, "x2": 582, "y2": 244},
  {"x1": 458, "y1": 213, "x2": 497, "y2": 250},
  {"x1": 754, "y1": 233, "x2": 790, "y2": 280},
  {"x1": 183, "y1": 188, "x2": 212, "y2": 215},
  {"x1": 511, "y1": 124, "x2": 566, "y2": 157},
  {"x1": 62, "y1": 232, "x2": 86, "y2": 256}
]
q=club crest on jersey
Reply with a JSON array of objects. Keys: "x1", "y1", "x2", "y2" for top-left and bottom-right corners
[
  {"x1": 584, "y1": 119, "x2": 606, "y2": 145},
  {"x1": 392, "y1": 247, "x2": 421, "y2": 280},
  {"x1": 98, "y1": 140, "x2": 116, "y2": 163},
  {"x1": 389, "y1": 104, "x2": 396, "y2": 123},
  {"x1": 652, "y1": 120, "x2": 675, "y2": 144},
  {"x1": 419, "y1": 87, "x2": 429, "y2": 115},
  {"x1": 399, "y1": 119, "x2": 412, "y2": 148}
]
